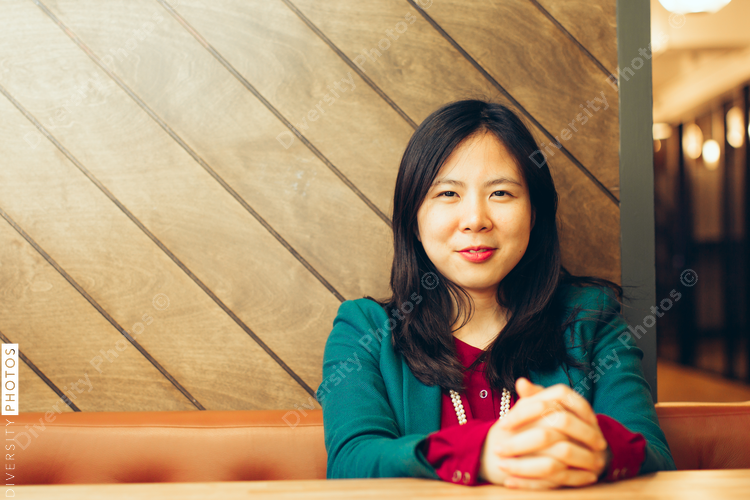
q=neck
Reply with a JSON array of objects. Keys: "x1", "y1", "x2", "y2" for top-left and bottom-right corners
[{"x1": 451, "y1": 288, "x2": 508, "y2": 350}]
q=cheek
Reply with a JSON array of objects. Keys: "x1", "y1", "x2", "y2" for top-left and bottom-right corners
[
  {"x1": 420, "y1": 208, "x2": 453, "y2": 239},
  {"x1": 498, "y1": 209, "x2": 532, "y2": 236}
]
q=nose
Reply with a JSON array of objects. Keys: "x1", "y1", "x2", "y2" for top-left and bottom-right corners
[{"x1": 461, "y1": 195, "x2": 492, "y2": 232}]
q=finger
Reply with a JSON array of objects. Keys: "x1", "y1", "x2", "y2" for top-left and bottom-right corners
[
  {"x1": 516, "y1": 378, "x2": 545, "y2": 398},
  {"x1": 497, "y1": 454, "x2": 566, "y2": 479},
  {"x1": 531, "y1": 439, "x2": 605, "y2": 473},
  {"x1": 534, "y1": 409, "x2": 607, "y2": 453},
  {"x1": 499, "y1": 388, "x2": 599, "y2": 436},
  {"x1": 496, "y1": 425, "x2": 569, "y2": 457},
  {"x1": 498, "y1": 412, "x2": 606, "y2": 457},
  {"x1": 548, "y1": 468, "x2": 600, "y2": 487}
]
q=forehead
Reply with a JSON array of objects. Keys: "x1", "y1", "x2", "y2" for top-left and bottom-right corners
[{"x1": 431, "y1": 132, "x2": 525, "y2": 188}]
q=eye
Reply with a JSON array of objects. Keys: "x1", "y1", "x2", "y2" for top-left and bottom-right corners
[
  {"x1": 437, "y1": 191, "x2": 457, "y2": 197},
  {"x1": 493, "y1": 190, "x2": 511, "y2": 197}
]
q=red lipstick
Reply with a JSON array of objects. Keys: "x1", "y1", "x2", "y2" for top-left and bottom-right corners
[{"x1": 458, "y1": 247, "x2": 495, "y2": 263}]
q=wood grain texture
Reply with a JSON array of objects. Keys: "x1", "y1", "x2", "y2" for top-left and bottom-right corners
[
  {"x1": 16, "y1": 362, "x2": 75, "y2": 413},
  {"x1": 0, "y1": 94, "x2": 317, "y2": 411},
  {"x1": 0, "y1": 216, "x2": 196, "y2": 411},
  {"x1": 161, "y1": 0, "x2": 416, "y2": 220},
  {"x1": 291, "y1": 0, "x2": 620, "y2": 283},
  {"x1": 10, "y1": 471, "x2": 750, "y2": 500},
  {"x1": 0, "y1": 11, "x2": 321, "y2": 410},
  {"x1": 42, "y1": 0, "x2": 395, "y2": 303},
  {"x1": 0, "y1": 1, "x2": 341, "y2": 407},
  {"x1": 535, "y1": 0, "x2": 619, "y2": 74},
  {"x1": 423, "y1": 0, "x2": 621, "y2": 195}
]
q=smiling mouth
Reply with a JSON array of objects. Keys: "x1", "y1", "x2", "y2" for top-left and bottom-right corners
[{"x1": 458, "y1": 249, "x2": 495, "y2": 262}]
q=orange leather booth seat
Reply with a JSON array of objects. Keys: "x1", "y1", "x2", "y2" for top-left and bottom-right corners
[
  {"x1": 10, "y1": 409, "x2": 326, "y2": 484},
  {"x1": 8, "y1": 402, "x2": 750, "y2": 484}
]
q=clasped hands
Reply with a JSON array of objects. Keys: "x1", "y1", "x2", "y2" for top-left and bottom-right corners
[{"x1": 479, "y1": 378, "x2": 611, "y2": 489}]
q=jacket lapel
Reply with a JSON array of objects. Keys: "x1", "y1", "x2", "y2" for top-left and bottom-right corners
[{"x1": 402, "y1": 357, "x2": 442, "y2": 435}]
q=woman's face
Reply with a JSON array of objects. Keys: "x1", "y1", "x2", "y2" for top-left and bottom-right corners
[{"x1": 416, "y1": 131, "x2": 534, "y2": 299}]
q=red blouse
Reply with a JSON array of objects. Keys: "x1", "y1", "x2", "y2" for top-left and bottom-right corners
[{"x1": 420, "y1": 337, "x2": 647, "y2": 486}]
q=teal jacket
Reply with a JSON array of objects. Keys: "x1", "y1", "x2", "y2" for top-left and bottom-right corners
[{"x1": 316, "y1": 284, "x2": 676, "y2": 480}]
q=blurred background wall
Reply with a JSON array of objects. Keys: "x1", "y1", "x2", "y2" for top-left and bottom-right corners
[{"x1": 651, "y1": 0, "x2": 750, "y2": 401}]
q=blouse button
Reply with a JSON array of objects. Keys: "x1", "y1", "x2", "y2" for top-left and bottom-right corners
[{"x1": 479, "y1": 389, "x2": 488, "y2": 399}]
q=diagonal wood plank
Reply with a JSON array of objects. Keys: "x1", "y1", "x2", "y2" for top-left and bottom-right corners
[
  {"x1": 292, "y1": 0, "x2": 620, "y2": 197},
  {"x1": 0, "y1": 89, "x2": 318, "y2": 410},
  {"x1": 16, "y1": 362, "x2": 75, "y2": 413},
  {"x1": 418, "y1": 0, "x2": 620, "y2": 197},
  {"x1": 0, "y1": 219, "x2": 195, "y2": 411},
  {"x1": 42, "y1": 0, "x2": 396, "y2": 304},
  {"x1": 154, "y1": 0, "x2": 416, "y2": 219},
  {"x1": 533, "y1": 0, "x2": 618, "y2": 75},
  {"x1": 0, "y1": 328, "x2": 76, "y2": 413},
  {"x1": 1, "y1": 0, "x2": 353, "y2": 404},
  {"x1": 290, "y1": 0, "x2": 620, "y2": 283}
]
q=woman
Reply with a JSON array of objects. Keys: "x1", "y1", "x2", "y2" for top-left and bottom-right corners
[{"x1": 316, "y1": 100, "x2": 675, "y2": 489}]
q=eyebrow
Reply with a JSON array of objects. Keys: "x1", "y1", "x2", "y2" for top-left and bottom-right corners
[{"x1": 431, "y1": 177, "x2": 523, "y2": 189}]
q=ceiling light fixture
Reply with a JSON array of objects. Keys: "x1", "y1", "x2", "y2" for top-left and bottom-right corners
[
  {"x1": 653, "y1": 123, "x2": 673, "y2": 140},
  {"x1": 658, "y1": 0, "x2": 732, "y2": 13},
  {"x1": 702, "y1": 139, "x2": 720, "y2": 168},
  {"x1": 683, "y1": 123, "x2": 704, "y2": 159},
  {"x1": 726, "y1": 106, "x2": 744, "y2": 148}
]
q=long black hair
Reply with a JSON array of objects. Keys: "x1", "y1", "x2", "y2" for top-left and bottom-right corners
[{"x1": 365, "y1": 100, "x2": 625, "y2": 397}]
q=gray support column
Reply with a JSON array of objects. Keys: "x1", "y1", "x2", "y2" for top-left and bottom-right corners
[{"x1": 617, "y1": 0, "x2": 658, "y2": 401}]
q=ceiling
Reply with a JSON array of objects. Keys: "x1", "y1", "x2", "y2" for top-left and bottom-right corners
[{"x1": 651, "y1": 0, "x2": 750, "y2": 123}]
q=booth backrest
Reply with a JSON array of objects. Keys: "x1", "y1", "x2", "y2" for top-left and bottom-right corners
[
  {"x1": 9, "y1": 409, "x2": 326, "y2": 484},
  {"x1": 655, "y1": 402, "x2": 750, "y2": 470},
  {"x1": 8, "y1": 402, "x2": 750, "y2": 484}
]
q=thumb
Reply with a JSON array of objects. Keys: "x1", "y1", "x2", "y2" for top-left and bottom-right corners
[{"x1": 516, "y1": 377, "x2": 544, "y2": 398}]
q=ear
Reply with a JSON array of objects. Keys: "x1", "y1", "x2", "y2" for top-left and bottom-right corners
[
  {"x1": 531, "y1": 210, "x2": 536, "y2": 230},
  {"x1": 414, "y1": 226, "x2": 421, "y2": 242}
]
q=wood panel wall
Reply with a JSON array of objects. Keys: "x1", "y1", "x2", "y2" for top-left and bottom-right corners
[{"x1": 0, "y1": 0, "x2": 620, "y2": 412}]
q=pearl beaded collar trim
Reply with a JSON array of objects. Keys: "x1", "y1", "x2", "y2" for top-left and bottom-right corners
[{"x1": 449, "y1": 388, "x2": 511, "y2": 425}]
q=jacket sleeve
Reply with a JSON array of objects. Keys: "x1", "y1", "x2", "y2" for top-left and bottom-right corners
[
  {"x1": 586, "y1": 287, "x2": 676, "y2": 476},
  {"x1": 595, "y1": 413, "x2": 647, "y2": 481},
  {"x1": 316, "y1": 299, "x2": 440, "y2": 480},
  {"x1": 422, "y1": 419, "x2": 496, "y2": 485}
]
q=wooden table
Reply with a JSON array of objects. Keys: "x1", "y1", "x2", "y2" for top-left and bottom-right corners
[{"x1": 11, "y1": 470, "x2": 750, "y2": 499}]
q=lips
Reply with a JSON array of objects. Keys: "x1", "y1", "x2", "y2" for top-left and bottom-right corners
[
  {"x1": 459, "y1": 246, "x2": 495, "y2": 252},
  {"x1": 458, "y1": 248, "x2": 495, "y2": 262}
]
